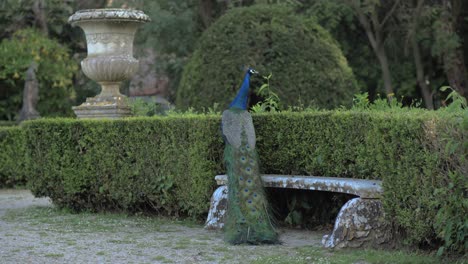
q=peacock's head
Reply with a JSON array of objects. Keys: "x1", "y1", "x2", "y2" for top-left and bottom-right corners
[{"x1": 247, "y1": 68, "x2": 258, "y2": 75}]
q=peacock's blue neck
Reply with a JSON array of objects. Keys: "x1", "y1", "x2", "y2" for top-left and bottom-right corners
[{"x1": 229, "y1": 71, "x2": 251, "y2": 110}]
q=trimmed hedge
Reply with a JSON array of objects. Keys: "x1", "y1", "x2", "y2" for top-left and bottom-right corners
[
  {"x1": 0, "y1": 127, "x2": 27, "y2": 187},
  {"x1": 0, "y1": 121, "x2": 17, "y2": 127},
  {"x1": 1, "y1": 110, "x2": 466, "y2": 252},
  {"x1": 254, "y1": 110, "x2": 466, "y2": 252},
  {"x1": 24, "y1": 116, "x2": 224, "y2": 216},
  {"x1": 177, "y1": 5, "x2": 358, "y2": 110}
]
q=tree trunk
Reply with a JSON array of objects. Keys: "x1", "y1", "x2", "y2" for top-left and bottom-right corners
[
  {"x1": 32, "y1": 0, "x2": 48, "y2": 36},
  {"x1": 375, "y1": 46, "x2": 394, "y2": 97},
  {"x1": 443, "y1": 49, "x2": 468, "y2": 98},
  {"x1": 199, "y1": 0, "x2": 214, "y2": 29},
  {"x1": 411, "y1": 35, "x2": 434, "y2": 109},
  {"x1": 353, "y1": 3, "x2": 395, "y2": 97},
  {"x1": 440, "y1": 0, "x2": 468, "y2": 98}
]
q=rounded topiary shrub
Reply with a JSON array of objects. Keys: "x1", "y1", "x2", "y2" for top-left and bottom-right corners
[{"x1": 177, "y1": 5, "x2": 358, "y2": 109}]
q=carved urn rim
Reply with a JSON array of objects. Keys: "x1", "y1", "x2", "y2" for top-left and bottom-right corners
[{"x1": 68, "y1": 8, "x2": 151, "y2": 25}]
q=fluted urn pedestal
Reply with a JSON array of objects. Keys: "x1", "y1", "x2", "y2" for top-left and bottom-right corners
[{"x1": 69, "y1": 9, "x2": 150, "y2": 119}]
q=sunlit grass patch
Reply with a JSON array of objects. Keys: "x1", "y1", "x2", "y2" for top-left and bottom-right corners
[
  {"x1": 44, "y1": 253, "x2": 64, "y2": 258},
  {"x1": 253, "y1": 246, "x2": 444, "y2": 264},
  {"x1": 1, "y1": 206, "x2": 199, "y2": 235}
]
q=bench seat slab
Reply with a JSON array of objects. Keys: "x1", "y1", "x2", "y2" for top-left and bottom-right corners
[{"x1": 215, "y1": 174, "x2": 382, "y2": 199}]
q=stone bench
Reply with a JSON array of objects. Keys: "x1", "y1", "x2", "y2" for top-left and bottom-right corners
[{"x1": 205, "y1": 174, "x2": 392, "y2": 248}]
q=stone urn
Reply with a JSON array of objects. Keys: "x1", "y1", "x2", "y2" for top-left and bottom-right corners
[{"x1": 69, "y1": 9, "x2": 150, "y2": 119}]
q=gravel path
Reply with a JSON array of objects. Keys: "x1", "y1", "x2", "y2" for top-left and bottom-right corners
[
  {"x1": 0, "y1": 189, "x2": 51, "y2": 217},
  {"x1": 0, "y1": 190, "x2": 326, "y2": 263}
]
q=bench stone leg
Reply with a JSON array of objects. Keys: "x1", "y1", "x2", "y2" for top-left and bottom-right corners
[
  {"x1": 204, "y1": 185, "x2": 228, "y2": 230},
  {"x1": 322, "y1": 197, "x2": 392, "y2": 248}
]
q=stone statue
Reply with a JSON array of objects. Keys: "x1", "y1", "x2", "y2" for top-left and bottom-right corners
[{"x1": 18, "y1": 61, "x2": 40, "y2": 122}]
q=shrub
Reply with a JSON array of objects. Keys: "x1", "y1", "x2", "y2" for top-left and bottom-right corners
[
  {"x1": 0, "y1": 127, "x2": 27, "y2": 187},
  {"x1": 16, "y1": 109, "x2": 466, "y2": 252},
  {"x1": 0, "y1": 121, "x2": 17, "y2": 127},
  {"x1": 176, "y1": 5, "x2": 358, "y2": 110},
  {"x1": 432, "y1": 112, "x2": 467, "y2": 255},
  {"x1": 24, "y1": 116, "x2": 224, "y2": 216}
]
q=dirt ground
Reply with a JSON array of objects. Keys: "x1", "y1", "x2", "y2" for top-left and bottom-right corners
[{"x1": 0, "y1": 189, "x2": 327, "y2": 264}]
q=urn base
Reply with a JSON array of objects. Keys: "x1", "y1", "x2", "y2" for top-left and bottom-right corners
[{"x1": 73, "y1": 96, "x2": 132, "y2": 119}]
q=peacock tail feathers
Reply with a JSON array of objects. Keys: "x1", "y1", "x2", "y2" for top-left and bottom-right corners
[{"x1": 222, "y1": 109, "x2": 278, "y2": 245}]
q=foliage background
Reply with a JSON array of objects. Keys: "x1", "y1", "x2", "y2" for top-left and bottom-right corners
[
  {"x1": 176, "y1": 5, "x2": 358, "y2": 110},
  {"x1": 2, "y1": 0, "x2": 468, "y2": 120},
  {"x1": 0, "y1": 28, "x2": 77, "y2": 120}
]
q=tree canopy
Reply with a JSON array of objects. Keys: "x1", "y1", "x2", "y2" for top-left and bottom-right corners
[{"x1": 0, "y1": 0, "x2": 467, "y2": 120}]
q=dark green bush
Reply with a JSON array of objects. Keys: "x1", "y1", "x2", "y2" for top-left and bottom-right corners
[
  {"x1": 24, "y1": 116, "x2": 224, "y2": 216},
  {"x1": 15, "y1": 109, "x2": 466, "y2": 253},
  {"x1": 0, "y1": 127, "x2": 27, "y2": 187},
  {"x1": 432, "y1": 113, "x2": 467, "y2": 255},
  {"x1": 177, "y1": 5, "x2": 358, "y2": 110},
  {"x1": 0, "y1": 121, "x2": 17, "y2": 127}
]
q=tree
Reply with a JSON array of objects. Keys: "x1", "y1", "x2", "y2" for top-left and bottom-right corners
[
  {"x1": 345, "y1": 0, "x2": 401, "y2": 98},
  {"x1": 398, "y1": 0, "x2": 468, "y2": 107},
  {"x1": 0, "y1": 0, "x2": 86, "y2": 119},
  {"x1": 300, "y1": 0, "x2": 380, "y2": 98},
  {"x1": 432, "y1": 0, "x2": 468, "y2": 98},
  {"x1": 0, "y1": 29, "x2": 78, "y2": 120},
  {"x1": 399, "y1": 0, "x2": 435, "y2": 109},
  {"x1": 32, "y1": 0, "x2": 49, "y2": 36}
]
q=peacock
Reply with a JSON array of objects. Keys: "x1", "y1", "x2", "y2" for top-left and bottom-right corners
[{"x1": 222, "y1": 68, "x2": 279, "y2": 245}]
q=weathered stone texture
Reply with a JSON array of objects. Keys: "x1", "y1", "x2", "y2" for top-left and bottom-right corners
[
  {"x1": 129, "y1": 49, "x2": 169, "y2": 97},
  {"x1": 215, "y1": 174, "x2": 382, "y2": 199},
  {"x1": 205, "y1": 186, "x2": 228, "y2": 230},
  {"x1": 69, "y1": 8, "x2": 149, "y2": 119},
  {"x1": 18, "y1": 62, "x2": 40, "y2": 122},
  {"x1": 322, "y1": 198, "x2": 392, "y2": 248}
]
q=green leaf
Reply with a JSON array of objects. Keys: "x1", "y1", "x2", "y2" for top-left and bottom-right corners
[
  {"x1": 437, "y1": 246, "x2": 445, "y2": 256},
  {"x1": 440, "y1": 86, "x2": 451, "y2": 92}
]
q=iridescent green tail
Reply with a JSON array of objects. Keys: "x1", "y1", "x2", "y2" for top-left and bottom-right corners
[{"x1": 223, "y1": 133, "x2": 278, "y2": 244}]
